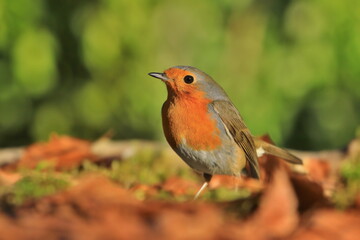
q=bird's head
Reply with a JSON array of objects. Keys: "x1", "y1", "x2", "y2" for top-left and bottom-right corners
[{"x1": 149, "y1": 66, "x2": 229, "y2": 101}]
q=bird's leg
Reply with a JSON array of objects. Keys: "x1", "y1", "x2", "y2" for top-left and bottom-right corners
[{"x1": 194, "y1": 173, "x2": 212, "y2": 200}]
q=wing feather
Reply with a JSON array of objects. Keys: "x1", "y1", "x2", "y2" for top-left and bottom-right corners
[{"x1": 211, "y1": 101, "x2": 260, "y2": 179}]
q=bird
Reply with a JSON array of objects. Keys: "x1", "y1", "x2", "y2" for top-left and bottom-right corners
[{"x1": 148, "y1": 66, "x2": 302, "y2": 199}]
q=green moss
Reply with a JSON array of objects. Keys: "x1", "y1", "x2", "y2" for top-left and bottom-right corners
[
  {"x1": 203, "y1": 187, "x2": 251, "y2": 201},
  {"x1": 340, "y1": 160, "x2": 360, "y2": 181},
  {"x1": 79, "y1": 147, "x2": 196, "y2": 188},
  {"x1": 10, "y1": 175, "x2": 69, "y2": 205},
  {"x1": 333, "y1": 156, "x2": 360, "y2": 209},
  {"x1": 1, "y1": 165, "x2": 70, "y2": 206}
]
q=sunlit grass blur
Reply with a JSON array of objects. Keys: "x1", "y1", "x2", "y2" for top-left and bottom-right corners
[{"x1": 0, "y1": 0, "x2": 359, "y2": 150}]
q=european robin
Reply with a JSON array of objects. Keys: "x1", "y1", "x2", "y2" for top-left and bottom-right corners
[{"x1": 149, "y1": 66, "x2": 302, "y2": 198}]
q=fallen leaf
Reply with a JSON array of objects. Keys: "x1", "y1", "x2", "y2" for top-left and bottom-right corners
[
  {"x1": 0, "y1": 170, "x2": 21, "y2": 185},
  {"x1": 153, "y1": 202, "x2": 222, "y2": 239},
  {"x1": 304, "y1": 158, "x2": 331, "y2": 183},
  {"x1": 251, "y1": 168, "x2": 299, "y2": 238},
  {"x1": 18, "y1": 134, "x2": 97, "y2": 170},
  {"x1": 161, "y1": 177, "x2": 199, "y2": 196},
  {"x1": 209, "y1": 175, "x2": 263, "y2": 192},
  {"x1": 290, "y1": 173, "x2": 330, "y2": 212},
  {"x1": 292, "y1": 210, "x2": 360, "y2": 240}
]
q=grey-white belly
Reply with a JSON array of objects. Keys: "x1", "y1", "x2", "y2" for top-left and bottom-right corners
[{"x1": 175, "y1": 138, "x2": 240, "y2": 176}]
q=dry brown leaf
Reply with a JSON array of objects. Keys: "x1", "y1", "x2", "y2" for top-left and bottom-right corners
[
  {"x1": 258, "y1": 153, "x2": 290, "y2": 183},
  {"x1": 290, "y1": 173, "x2": 330, "y2": 212},
  {"x1": 216, "y1": 168, "x2": 299, "y2": 240},
  {"x1": 209, "y1": 175, "x2": 263, "y2": 192},
  {"x1": 209, "y1": 175, "x2": 242, "y2": 189},
  {"x1": 18, "y1": 134, "x2": 97, "y2": 170},
  {"x1": 304, "y1": 158, "x2": 331, "y2": 183},
  {"x1": 292, "y1": 210, "x2": 360, "y2": 240},
  {"x1": 0, "y1": 170, "x2": 21, "y2": 185},
  {"x1": 152, "y1": 202, "x2": 222, "y2": 240},
  {"x1": 251, "y1": 168, "x2": 299, "y2": 238},
  {"x1": 161, "y1": 177, "x2": 199, "y2": 196},
  {"x1": 0, "y1": 175, "x2": 225, "y2": 240},
  {"x1": 257, "y1": 135, "x2": 329, "y2": 212}
]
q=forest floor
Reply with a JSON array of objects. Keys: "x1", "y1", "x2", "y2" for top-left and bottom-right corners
[{"x1": 0, "y1": 134, "x2": 360, "y2": 240}]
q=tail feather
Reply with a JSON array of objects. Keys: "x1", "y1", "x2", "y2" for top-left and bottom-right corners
[{"x1": 255, "y1": 139, "x2": 303, "y2": 165}]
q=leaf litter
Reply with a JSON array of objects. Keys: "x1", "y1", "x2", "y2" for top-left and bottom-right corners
[{"x1": 0, "y1": 135, "x2": 359, "y2": 239}]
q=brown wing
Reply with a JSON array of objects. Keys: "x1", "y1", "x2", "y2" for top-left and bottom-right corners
[{"x1": 211, "y1": 100, "x2": 260, "y2": 179}]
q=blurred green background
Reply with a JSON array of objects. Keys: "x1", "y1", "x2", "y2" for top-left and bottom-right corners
[{"x1": 0, "y1": 0, "x2": 359, "y2": 150}]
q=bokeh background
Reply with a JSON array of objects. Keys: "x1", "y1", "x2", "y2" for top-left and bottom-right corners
[{"x1": 0, "y1": 0, "x2": 359, "y2": 150}]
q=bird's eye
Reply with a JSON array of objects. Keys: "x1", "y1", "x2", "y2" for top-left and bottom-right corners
[{"x1": 183, "y1": 75, "x2": 194, "y2": 84}]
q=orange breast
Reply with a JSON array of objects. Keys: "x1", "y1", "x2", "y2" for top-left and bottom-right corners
[{"x1": 162, "y1": 93, "x2": 222, "y2": 151}]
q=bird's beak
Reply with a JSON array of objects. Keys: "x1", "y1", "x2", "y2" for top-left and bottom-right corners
[{"x1": 148, "y1": 72, "x2": 169, "y2": 81}]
